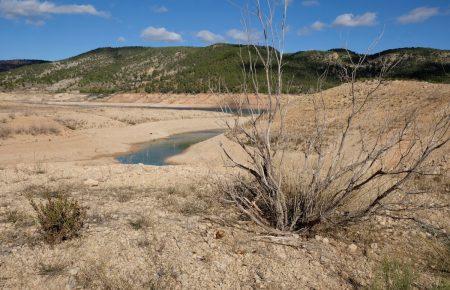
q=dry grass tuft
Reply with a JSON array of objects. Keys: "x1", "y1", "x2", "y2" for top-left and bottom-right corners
[
  {"x1": 37, "y1": 260, "x2": 68, "y2": 277},
  {"x1": 179, "y1": 198, "x2": 209, "y2": 216},
  {"x1": 4, "y1": 209, "x2": 35, "y2": 228},
  {"x1": 0, "y1": 125, "x2": 12, "y2": 139},
  {"x1": 0, "y1": 124, "x2": 60, "y2": 139},
  {"x1": 128, "y1": 216, "x2": 151, "y2": 230},
  {"x1": 24, "y1": 183, "x2": 72, "y2": 199},
  {"x1": 54, "y1": 117, "x2": 87, "y2": 130},
  {"x1": 370, "y1": 259, "x2": 415, "y2": 290}
]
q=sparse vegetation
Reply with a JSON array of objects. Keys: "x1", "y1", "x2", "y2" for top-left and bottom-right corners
[
  {"x1": 37, "y1": 260, "x2": 68, "y2": 277},
  {"x1": 4, "y1": 209, "x2": 34, "y2": 228},
  {"x1": 370, "y1": 259, "x2": 415, "y2": 290},
  {"x1": 0, "y1": 45, "x2": 448, "y2": 94},
  {"x1": 179, "y1": 198, "x2": 209, "y2": 216},
  {"x1": 15, "y1": 125, "x2": 60, "y2": 136},
  {"x1": 0, "y1": 124, "x2": 60, "y2": 139},
  {"x1": 29, "y1": 193, "x2": 87, "y2": 244},
  {"x1": 54, "y1": 117, "x2": 87, "y2": 130},
  {"x1": 128, "y1": 216, "x2": 151, "y2": 230}
]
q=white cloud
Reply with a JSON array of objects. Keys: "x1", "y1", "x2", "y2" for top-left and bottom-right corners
[
  {"x1": 297, "y1": 26, "x2": 310, "y2": 36},
  {"x1": 301, "y1": 0, "x2": 319, "y2": 7},
  {"x1": 311, "y1": 20, "x2": 325, "y2": 30},
  {"x1": 397, "y1": 7, "x2": 439, "y2": 24},
  {"x1": 117, "y1": 36, "x2": 126, "y2": 43},
  {"x1": 140, "y1": 26, "x2": 183, "y2": 42},
  {"x1": 196, "y1": 30, "x2": 225, "y2": 43},
  {"x1": 298, "y1": 20, "x2": 325, "y2": 36},
  {"x1": 0, "y1": 0, "x2": 108, "y2": 20},
  {"x1": 332, "y1": 12, "x2": 377, "y2": 27},
  {"x1": 227, "y1": 29, "x2": 260, "y2": 42},
  {"x1": 152, "y1": 5, "x2": 168, "y2": 13}
]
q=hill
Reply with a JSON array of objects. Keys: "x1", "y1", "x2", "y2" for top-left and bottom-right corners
[
  {"x1": 0, "y1": 59, "x2": 49, "y2": 73},
  {"x1": 0, "y1": 45, "x2": 448, "y2": 94}
]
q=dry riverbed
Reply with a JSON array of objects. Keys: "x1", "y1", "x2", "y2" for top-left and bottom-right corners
[{"x1": 1, "y1": 81, "x2": 449, "y2": 289}]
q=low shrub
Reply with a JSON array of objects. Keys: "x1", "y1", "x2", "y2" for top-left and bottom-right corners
[
  {"x1": 30, "y1": 194, "x2": 86, "y2": 244},
  {"x1": 0, "y1": 125, "x2": 12, "y2": 139}
]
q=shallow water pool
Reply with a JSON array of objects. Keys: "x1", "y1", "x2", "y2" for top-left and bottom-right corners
[{"x1": 116, "y1": 129, "x2": 223, "y2": 166}]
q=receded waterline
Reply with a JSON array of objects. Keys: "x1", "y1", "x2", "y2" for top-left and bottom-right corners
[{"x1": 116, "y1": 129, "x2": 224, "y2": 166}]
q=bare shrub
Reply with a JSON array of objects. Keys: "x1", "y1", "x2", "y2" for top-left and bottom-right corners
[
  {"x1": 29, "y1": 193, "x2": 87, "y2": 244},
  {"x1": 218, "y1": 0, "x2": 449, "y2": 234},
  {"x1": 33, "y1": 161, "x2": 47, "y2": 174}
]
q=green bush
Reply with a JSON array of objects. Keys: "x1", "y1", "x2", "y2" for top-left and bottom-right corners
[{"x1": 30, "y1": 194, "x2": 86, "y2": 244}]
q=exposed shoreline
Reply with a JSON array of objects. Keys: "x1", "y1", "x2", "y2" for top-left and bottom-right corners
[{"x1": 0, "y1": 101, "x2": 233, "y2": 167}]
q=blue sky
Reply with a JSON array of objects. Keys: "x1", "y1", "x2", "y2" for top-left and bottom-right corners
[{"x1": 1, "y1": 0, "x2": 449, "y2": 60}]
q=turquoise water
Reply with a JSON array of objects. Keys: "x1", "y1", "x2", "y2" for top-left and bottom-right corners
[{"x1": 116, "y1": 129, "x2": 223, "y2": 166}]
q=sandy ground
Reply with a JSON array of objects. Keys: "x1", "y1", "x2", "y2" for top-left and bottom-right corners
[
  {"x1": 0, "y1": 102, "x2": 233, "y2": 166},
  {"x1": 0, "y1": 80, "x2": 449, "y2": 289}
]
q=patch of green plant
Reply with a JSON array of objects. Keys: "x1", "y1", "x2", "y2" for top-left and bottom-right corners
[
  {"x1": 370, "y1": 259, "x2": 415, "y2": 290},
  {"x1": 128, "y1": 216, "x2": 150, "y2": 230},
  {"x1": 29, "y1": 193, "x2": 87, "y2": 244}
]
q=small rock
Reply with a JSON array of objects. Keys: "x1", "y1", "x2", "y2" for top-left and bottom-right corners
[
  {"x1": 315, "y1": 235, "x2": 322, "y2": 241},
  {"x1": 348, "y1": 243, "x2": 358, "y2": 253},
  {"x1": 213, "y1": 260, "x2": 227, "y2": 272},
  {"x1": 370, "y1": 243, "x2": 378, "y2": 250},
  {"x1": 364, "y1": 248, "x2": 377, "y2": 259},
  {"x1": 322, "y1": 238, "x2": 329, "y2": 244},
  {"x1": 66, "y1": 267, "x2": 79, "y2": 290},
  {"x1": 320, "y1": 256, "x2": 329, "y2": 264},
  {"x1": 69, "y1": 267, "x2": 79, "y2": 276},
  {"x1": 215, "y1": 229, "x2": 225, "y2": 239},
  {"x1": 84, "y1": 179, "x2": 99, "y2": 187}
]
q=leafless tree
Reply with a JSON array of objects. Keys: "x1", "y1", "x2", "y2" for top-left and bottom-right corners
[{"x1": 216, "y1": 0, "x2": 449, "y2": 234}]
